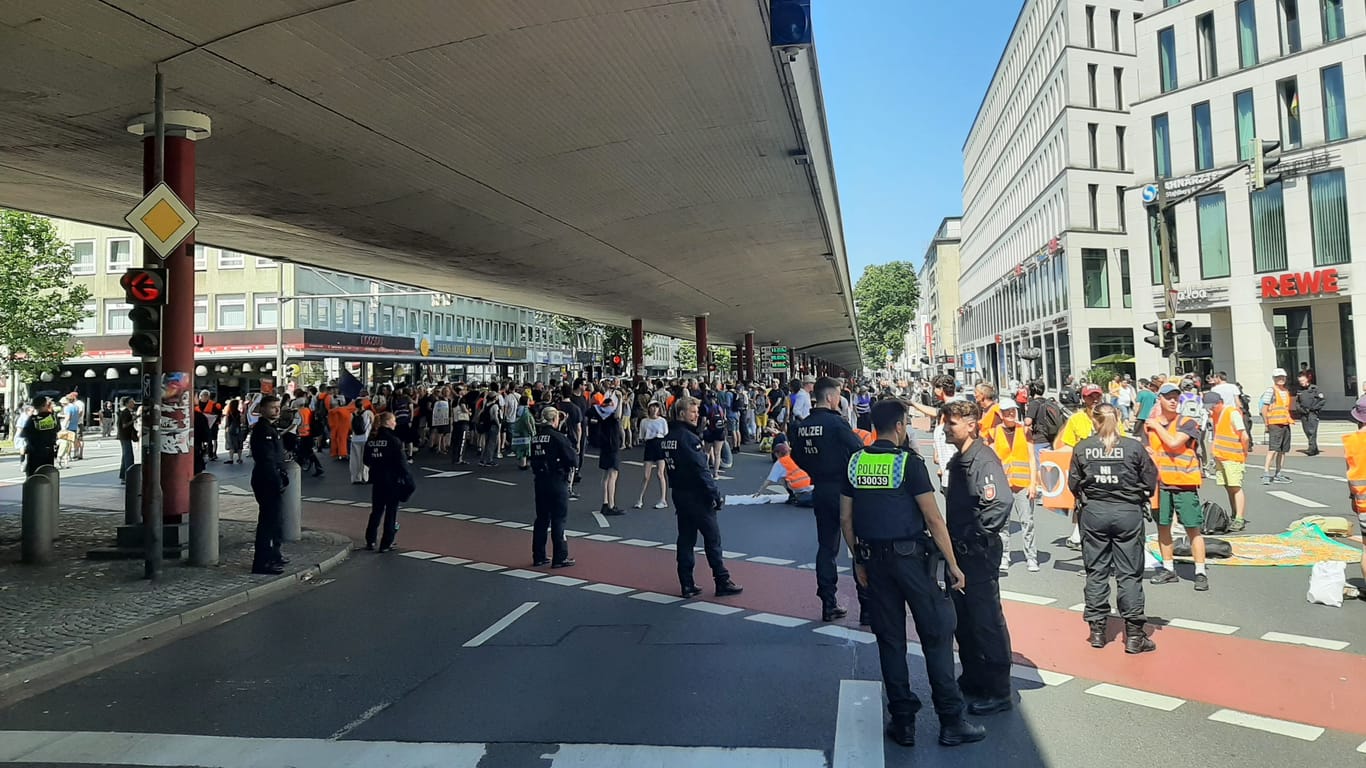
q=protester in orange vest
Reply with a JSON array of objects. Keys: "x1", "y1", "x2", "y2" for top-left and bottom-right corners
[
  {"x1": 1344, "y1": 395, "x2": 1366, "y2": 587},
  {"x1": 196, "y1": 390, "x2": 224, "y2": 461},
  {"x1": 975, "y1": 383, "x2": 1002, "y2": 448},
  {"x1": 1147, "y1": 383, "x2": 1209, "y2": 591},
  {"x1": 753, "y1": 443, "x2": 814, "y2": 507},
  {"x1": 852, "y1": 427, "x2": 876, "y2": 446},
  {"x1": 1260, "y1": 368, "x2": 1295, "y2": 485},
  {"x1": 289, "y1": 395, "x2": 324, "y2": 478},
  {"x1": 328, "y1": 398, "x2": 356, "y2": 460},
  {"x1": 991, "y1": 400, "x2": 1039, "y2": 572},
  {"x1": 1210, "y1": 398, "x2": 1251, "y2": 532}
]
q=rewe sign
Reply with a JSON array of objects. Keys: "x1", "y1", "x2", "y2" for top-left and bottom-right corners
[{"x1": 1260, "y1": 268, "x2": 1341, "y2": 299}]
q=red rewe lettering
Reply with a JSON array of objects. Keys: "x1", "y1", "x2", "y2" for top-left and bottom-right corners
[
  {"x1": 1300, "y1": 272, "x2": 1322, "y2": 295},
  {"x1": 1280, "y1": 274, "x2": 1297, "y2": 297},
  {"x1": 1322, "y1": 268, "x2": 1340, "y2": 294},
  {"x1": 1261, "y1": 276, "x2": 1280, "y2": 298}
]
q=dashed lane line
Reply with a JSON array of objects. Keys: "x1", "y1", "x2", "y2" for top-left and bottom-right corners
[
  {"x1": 834, "y1": 680, "x2": 885, "y2": 768},
  {"x1": 1357, "y1": 739, "x2": 1366, "y2": 754},
  {"x1": 1084, "y1": 683, "x2": 1185, "y2": 712},
  {"x1": 813, "y1": 625, "x2": 876, "y2": 644},
  {"x1": 540, "y1": 575, "x2": 587, "y2": 587},
  {"x1": 1278, "y1": 468, "x2": 1345, "y2": 482},
  {"x1": 581, "y1": 583, "x2": 635, "y2": 596},
  {"x1": 747, "y1": 556, "x2": 796, "y2": 566},
  {"x1": 421, "y1": 510, "x2": 451, "y2": 517},
  {"x1": 745, "y1": 613, "x2": 809, "y2": 628},
  {"x1": 563, "y1": 530, "x2": 589, "y2": 537},
  {"x1": 1267, "y1": 490, "x2": 1328, "y2": 509},
  {"x1": 681, "y1": 601, "x2": 745, "y2": 616},
  {"x1": 620, "y1": 538, "x2": 663, "y2": 547},
  {"x1": 1166, "y1": 618, "x2": 1239, "y2": 635},
  {"x1": 721, "y1": 551, "x2": 748, "y2": 559},
  {"x1": 495, "y1": 521, "x2": 529, "y2": 529},
  {"x1": 630, "y1": 591, "x2": 684, "y2": 605},
  {"x1": 1208, "y1": 709, "x2": 1324, "y2": 742},
  {"x1": 433, "y1": 556, "x2": 472, "y2": 566},
  {"x1": 397, "y1": 551, "x2": 440, "y2": 560},
  {"x1": 463, "y1": 601, "x2": 538, "y2": 648},
  {"x1": 1010, "y1": 665, "x2": 1073, "y2": 686},
  {"x1": 585, "y1": 534, "x2": 620, "y2": 542},
  {"x1": 500, "y1": 569, "x2": 544, "y2": 579},
  {"x1": 592, "y1": 509, "x2": 610, "y2": 528},
  {"x1": 463, "y1": 562, "x2": 506, "y2": 572},
  {"x1": 1261, "y1": 631, "x2": 1350, "y2": 651},
  {"x1": 479, "y1": 478, "x2": 517, "y2": 487},
  {"x1": 470, "y1": 517, "x2": 501, "y2": 524},
  {"x1": 449, "y1": 513, "x2": 476, "y2": 520},
  {"x1": 999, "y1": 590, "x2": 1056, "y2": 606}
]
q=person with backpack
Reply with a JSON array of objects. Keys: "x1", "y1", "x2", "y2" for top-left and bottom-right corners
[
  {"x1": 348, "y1": 399, "x2": 374, "y2": 484},
  {"x1": 1209, "y1": 397, "x2": 1251, "y2": 532},
  {"x1": 476, "y1": 389, "x2": 502, "y2": 467},
  {"x1": 1023, "y1": 380, "x2": 1063, "y2": 467},
  {"x1": 700, "y1": 390, "x2": 728, "y2": 478}
]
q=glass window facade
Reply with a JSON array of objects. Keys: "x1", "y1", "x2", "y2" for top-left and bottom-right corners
[
  {"x1": 1279, "y1": 78, "x2": 1302, "y2": 149},
  {"x1": 1309, "y1": 169, "x2": 1350, "y2": 266},
  {"x1": 1152, "y1": 114, "x2": 1171, "y2": 178},
  {"x1": 1148, "y1": 208, "x2": 1179, "y2": 285},
  {"x1": 1273, "y1": 307, "x2": 1315, "y2": 376},
  {"x1": 1082, "y1": 249, "x2": 1109, "y2": 308},
  {"x1": 71, "y1": 240, "x2": 95, "y2": 275},
  {"x1": 1341, "y1": 303, "x2": 1357, "y2": 396},
  {"x1": 1119, "y1": 249, "x2": 1132, "y2": 309},
  {"x1": 1193, "y1": 102, "x2": 1214, "y2": 170},
  {"x1": 1196, "y1": 12, "x2": 1217, "y2": 81},
  {"x1": 1322, "y1": 0, "x2": 1345, "y2": 41},
  {"x1": 1236, "y1": 0, "x2": 1259, "y2": 68},
  {"x1": 1235, "y1": 89, "x2": 1256, "y2": 162},
  {"x1": 1251, "y1": 182, "x2": 1288, "y2": 273},
  {"x1": 1158, "y1": 27, "x2": 1177, "y2": 92},
  {"x1": 1279, "y1": 0, "x2": 1301, "y2": 53},
  {"x1": 1196, "y1": 193, "x2": 1230, "y2": 279},
  {"x1": 1322, "y1": 65, "x2": 1347, "y2": 142}
]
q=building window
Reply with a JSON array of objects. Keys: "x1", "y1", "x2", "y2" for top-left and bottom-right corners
[
  {"x1": 350, "y1": 300, "x2": 364, "y2": 330},
  {"x1": 1088, "y1": 123, "x2": 1099, "y2": 167},
  {"x1": 1082, "y1": 249, "x2": 1109, "y2": 308},
  {"x1": 1088, "y1": 184, "x2": 1099, "y2": 229},
  {"x1": 106, "y1": 238, "x2": 132, "y2": 272},
  {"x1": 1309, "y1": 169, "x2": 1350, "y2": 266},
  {"x1": 1278, "y1": 78, "x2": 1301, "y2": 149},
  {"x1": 1152, "y1": 114, "x2": 1171, "y2": 178},
  {"x1": 1322, "y1": 0, "x2": 1345, "y2": 41},
  {"x1": 1251, "y1": 181, "x2": 1289, "y2": 273},
  {"x1": 1087, "y1": 64, "x2": 1098, "y2": 107},
  {"x1": 1113, "y1": 67, "x2": 1125, "y2": 109},
  {"x1": 333, "y1": 299, "x2": 346, "y2": 328},
  {"x1": 421, "y1": 312, "x2": 431, "y2": 334},
  {"x1": 1236, "y1": 0, "x2": 1259, "y2": 68},
  {"x1": 255, "y1": 256, "x2": 277, "y2": 269},
  {"x1": 254, "y1": 294, "x2": 278, "y2": 329},
  {"x1": 1148, "y1": 208, "x2": 1179, "y2": 285},
  {"x1": 193, "y1": 244, "x2": 207, "y2": 271},
  {"x1": 1196, "y1": 12, "x2": 1217, "y2": 81},
  {"x1": 1322, "y1": 64, "x2": 1347, "y2": 142},
  {"x1": 316, "y1": 298, "x2": 331, "y2": 329},
  {"x1": 381, "y1": 306, "x2": 393, "y2": 334},
  {"x1": 1119, "y1": 249, "x2": 1132, "y2": 309},
  {"x1": 1234, "y1": 89, "x2": 1256, "y2": 161},
  {"x1": 1197, "y1": 193, "x2": 1230, "y2": 279},
  {"x1": 1085, "y1": 5, "x2": 1096, "y2": 48},
  {"x1": 1116, "y1": 186, "x2": 1127, "y2": 230},
  {"x1": 395, "y1": 308, "x2": 407, "y2": 334},
  {"x1": 1110, "y1": 8, "x2": 1121, "y2": 51},
  {"x1": 298, "y1": 299, "x2": 312, "y2": 329},
  {"x1": 75, "y1": 301, "x2": 96, "y2": 335},
  {"x1": 216, "y1": 295, "x2": 246, "y2": 330},
  {"x1": 446, "y1": 315, "x2": 456, "y2": 338},
  {"x1": 1341, "y1": 303, "x2": 1356, "y2": 396},
  {"x1": 106, "y1": 301, "x2": 132, "y2": 334},
  {"x1": 1115, "y1": 126, "x2": 1127, "y2": 169},
  {"x1": 367, "y1": 304, "x2": 378, "y2": 332},
  {"x1": 194, "y1": 295, "x2": 208, "y2": 332},
  {"x1": 1157, "y1": 27, "x2": 1177, "y2": 92},
  {"x1": 1273, "y1": 307, "x2": 1315, "y2": 377},
  {"x1": 70, "y1": 240, "x2": 95, "y2": 275},
  {"x1": 1192, "y1": 102, "x2": 1214, "y2": 171},
  {"x1": 218, "y1": 249, "x2": 244, "y2": 269},
  {"x1": 1279, "y1": 0, "x2": 1301, "y2": 54}
]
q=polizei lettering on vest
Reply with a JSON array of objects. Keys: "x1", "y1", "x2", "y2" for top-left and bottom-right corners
[{"x1": 797, "y1": 425, "x2": 824, "y2": 437}]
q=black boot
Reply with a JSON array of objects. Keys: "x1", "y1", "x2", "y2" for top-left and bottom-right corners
[
  {"x1": 938, "y1": 717, "x2": 987, "y2": 746},
  {"x1": 1089, "y1": 620, "x2": 1108, "y2": 649},
  {"x1": 822, "y1": 603, "x2": 848, "y2": 622},
  {"x1": 1124, "y1": 621, "x2": 1156, "y2": 654},
  {"x1": 714, "y1": 580, "x2": 744, "y2": 597},
  {"x1": 885, "y1": 716, "x2": 915, "y2": 747}
]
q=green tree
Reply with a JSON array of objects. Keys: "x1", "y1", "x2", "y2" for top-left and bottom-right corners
[
  {"x1": 0, "y1": 211, "x2": 91, "y2": 385},
  {"x1": 676, "y1": 341, "x2": 697, "y2": 372},
  {"x1": 854, "y1": 260, "x2": 920, "y2": 366}
]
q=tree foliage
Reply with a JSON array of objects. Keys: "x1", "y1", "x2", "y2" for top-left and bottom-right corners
[
  {"x1": 674, "y1": 342, "x2": 731, "y2": 375},
  {"x1": 552, "y1": 316, "x2": 631, "y2": 359},
  {"x1": 0, "y1": 211, "x2": 91, "y2": 383},
  {"x1": 854, "y1": 261, "x2": 920, "y2": 367}
]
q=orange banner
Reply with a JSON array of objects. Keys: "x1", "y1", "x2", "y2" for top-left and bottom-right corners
[{"x1": 1039, "y1": 447, "x2": 1157, "y2": 512}]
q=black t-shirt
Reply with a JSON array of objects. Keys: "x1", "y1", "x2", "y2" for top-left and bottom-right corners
[{"x1": 557, "y1": 399, "x2": 583, "y2": 437}]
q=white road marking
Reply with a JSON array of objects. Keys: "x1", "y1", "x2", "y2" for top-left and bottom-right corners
[
  {"x1": 1278, "y1": 468, "x2": 1345, "y2": 482},
  {"x1": 814, "y1": 625, "x2": 876, "y2": 644},
  {"x1": 1067, "y1": 603, "x2": 1087, "y2": 612},
  {"x1": 906, "y1": 641, "x2": 924, "y2": 657},
  {"x1": 620, "y1": 538, "x2": 663, "y2": 547},
  {"x1": 1260, "y1": 631, "x2": 1349, "y2": 651},
  {"x1": 624, "y1": 460, "x2": 645, "y2": 466},
  {"x1": 833, "y1": 680, "x2": 885, "y2": 768},
  {"x1": 500, "y1": 569, "x2": 544, "y2": 579},
  {"x1": 585, "y1": 534, "x2": 620, "y2": 542},
  {"x1": 420, "y1": 510, "x2": 450, "y2": 516},
  {"x1": 747, "y1": 556, "x2": 796, "y2": 565},
  {"x1": 836, "y1": 566, "x2": 850, "y2": 573},
  {"x1": 1010, "y1": 665, "x2": 1073, "y2": 686},
  {"x1": 1207, "y1": 709, "x2": 1324, "y2": 741},
  {"x1": 721, "y1": 551, "x2": 748, "y2": 559},
  {"x1": 542, "y1": 744, "x2": 826, "y2": 767},
  {"x1": 563, "y1": 529, "x2": 588, "y2": 537},
  {"x1": 1267, "y1": 490, "x2": 1328, "y2": 509},
  {"x1": 464, "y1": 562, "x2": 507, "y2": 572},
  {"x1": 349, "y1": 501, "x2": 371, "y2": 507},
  {"x1": 324, "y1": 499, "x2": 351, "y2": 505},
  {"x1": 798, "y1": 563, "x2": 817, "y2": 570},
  {"x1": 586, "y1": 453, "x2": 599, "y2": 459},
  {"x1": 540, "y1": 575, "x2": 587, "y2": 587},
  {"x1": 470, "y1": 517, "x2": 501, "y2": 524},
  {"x1": 999, "y1": 590, "x2": 1056, "y2": 606},
  {"x1": 303, "y1": 496, "x2": 329, "y2": 502},
  {"x1": 681, "y1": 601, "x2": 745, "y2": 616},
  {"x1": 745, "y1": 613, "x2": 809, "y2": 628},
  {"x1": 397, "y1": 551, "x2": 440, "y2": 560},
  {"x1": 479, "y1": 477, "x2": 517, "y2": 486},
  {"x1": 433, "y1": 556, "x2": 472, "y2": 566},
  {"x1": 496, "y1": 521, "x2": 528, "y2": 528},
  {"x1": 657, "y1": 544, "x2": 677, "y2": 551},
  {"x1": 581, "y1": 583, "x2": 635, "y2": 596},
  {"x1": 0, "y1": 731, "x2": 487, "y2": 768},
  {"x1": 422, "y1": 469, "x2": 473, "y2": 478},
  {"x1": 1357, "y1": 739, "x2": 1366, "y2": 754},
  {"x1": 328, "y1": 700, "x2": 392, "y2": 740},
  {"x1": 463, "y1": 601, "x2": 538, "y2": 647},
  {"x1": 1167, "y1": 618, "x2": 1239, "y2": 635},
  {"x1": 630, "y1": 591, "x2": 684, "y2": 604},
  {"x1": 1084, "y1": 683, "x2": 1185, "y2": 711},
  {"x1": 592, "y1": 510, "x2": 610, "y2": 528},
  {"x1": 449, "y1": 513, "x2": 476, "y2": 520}
]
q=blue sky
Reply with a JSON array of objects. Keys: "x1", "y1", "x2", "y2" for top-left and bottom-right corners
[{"x1": 812, "y1": 0, "x2": 1025, "y2": 280}]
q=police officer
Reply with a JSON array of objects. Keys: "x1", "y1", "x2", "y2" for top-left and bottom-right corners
[
  {"x1": 1070, "y1": 403, "x2": 1158, "y2": 654},
  {"x1": 249, "y1": 394, "x2": 289, "y2": 574},
  {"x1": 791, "y1": 376, "x2": 867, "y2": 622},
  {"x1": 840, "y1": 399, "x2": 984, "y2": 748},
  {"x1": 365, "y1": 411, "x2": 413, "y2": 552},
  {"x1": 662, "y1": 396, "x2": 743, "y2": 598},
  {"x1": 941, "y1": 399, "x2": 1014, "y2": 715},
  {"x1": 20, "y1": 396, "x2": 59, "y2": 476},
  {"x1": 530, "y1": 406, "x2": 577, "y2": 568}
]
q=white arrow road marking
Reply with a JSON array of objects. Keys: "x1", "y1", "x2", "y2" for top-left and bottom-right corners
[{"x1": 423, "y1": 469, "x2": 473, "y2": 479}]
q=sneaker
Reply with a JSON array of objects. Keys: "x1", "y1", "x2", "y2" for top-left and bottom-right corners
[
  {"x1": 1027, "y1": 560, "x2": 1040, "y2": 572},
  {"x1": 633, "y1": 501, "x2": 643, "y2": 509},
  {"x1": 551, "y1": 558, "x2": 576, "y2": 569},
  {"x1": 1272, "y1": 474, "x2": 1294, "y2": 484},
  {"x1": 532, "y1": 558, "x2": 551, "y2": 567},
  {"x1": 999, "y1": 559, "x2": 1011, "y2": 573},
  {"x1": 1193, "y1": 573, "x2": 1209, "y2": 591},
  {"x1": 654, "y1": 501, "x2": 668, "y2": 509},
  {"x1": 1228, "y1": 518, "x2": 1247, "y2": 532},
  {"x1": 1150, "y1": 569, "x2": 1179, "y2": 585},
  {"x1": 1064, "y1": 539, "x2": 1082, "y2": 551},
  {"x1": 1260, "y1": 474, "x2": 1272, "y2": 485}
]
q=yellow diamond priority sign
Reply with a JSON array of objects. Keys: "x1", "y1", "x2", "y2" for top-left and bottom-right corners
[{"x1": 125, "y1": 181, "x2": 198, "y2": 259}]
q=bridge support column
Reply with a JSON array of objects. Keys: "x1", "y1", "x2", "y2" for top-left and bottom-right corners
[
  {"x1": 744, "y1": 332, "x2": 755, "y2": 384},
  {"x1": 631, "y1": 318, "x2": 644, "y2": 380},
  {"x1": 695, "y1": 316, "x2": 709, "y2": 378}
]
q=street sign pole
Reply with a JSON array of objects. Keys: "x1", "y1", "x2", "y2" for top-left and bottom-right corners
[
  {"x1": 143, "y1": 68, "x2": 165, "y2": 581},
  {"x1": 1154, "y1": 183, "x2": 1179, "y2": 375}
]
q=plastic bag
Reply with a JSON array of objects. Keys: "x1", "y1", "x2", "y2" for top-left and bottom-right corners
[{"x1": 1306, "y1": 561, "x2": 1346, "y2": 608}]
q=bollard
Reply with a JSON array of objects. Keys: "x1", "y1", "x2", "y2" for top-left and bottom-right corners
[
  {"x1": 35, "y1": 465, "x2": 60, "y2": 543},
  {"x1": 282, "y1": 462, "x2": 302, "y2": 542},
  {"x1": 124, "y1": 463, "x2": 142, "y2": 525},
  {"x1": 21, "y1": 474, "x2": 54, "y2": 564},
  {"x1": 189, "y1": 473, "x2": 219, "y2": 566}
]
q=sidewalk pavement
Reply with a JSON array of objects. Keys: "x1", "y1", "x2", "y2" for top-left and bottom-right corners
[{"x1": 0, "y1": 494, "x2": 352, "y2": 697}]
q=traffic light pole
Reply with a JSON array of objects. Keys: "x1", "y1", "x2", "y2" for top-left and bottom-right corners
[
  {"x1": 1154, "y1": 183, "x2": 1179, "y2": 375},
  {"x1": 142, "y1": 70, "x2": 165, "y2": 581}
]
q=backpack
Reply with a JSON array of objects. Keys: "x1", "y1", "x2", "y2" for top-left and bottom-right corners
[
  {"x1": 706, "y1": 404, "x2": 727, "y2": 431},
  {"x1": 311, "y1": 406, "x2": 327, "y2": 434},
  {"x1": 351, "y1": 410, "x2": 367, "y2": 436},
  {"x1": 1031, "y1": 398, "x2": 1064, "y2": 443},
  {"x1": 1174, "y1": 536, "x2": 1232, "y2": 559},
  {"x1": 477, "y1": 403, "x2": 496, "y2": 434},
  {"x1": 1200, "y1": 500, "x2": 1232, "y2": 536},
  {"x1": 733, "y1": 392, "x2": 748, "y2": 413},
  {"x1": 1179, "y1": 395, "x2": 1205, "y2": 421}
]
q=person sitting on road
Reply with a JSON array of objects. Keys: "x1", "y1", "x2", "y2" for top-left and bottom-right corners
[{"x1": 752, "y1": 442, "x2": 814, "y2": 507}]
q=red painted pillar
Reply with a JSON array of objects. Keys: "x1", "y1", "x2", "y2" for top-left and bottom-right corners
[
  {"x1": 744, "y1": 332, "x2": 755, "y2": 383},
  {"x1": 694, "y1": 316, "x2": 708, "y2": 376},
  {"x1": 143, "y1": 135, "x2": 196, "y2": 523},
  {"x1": 631, "y1": 318, "x2": 645, "y2": 380}
]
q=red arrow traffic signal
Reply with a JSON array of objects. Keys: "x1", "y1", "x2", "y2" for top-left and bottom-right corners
[{"x1": 121, "y1": 267, "x2": 167, "y2": 306}]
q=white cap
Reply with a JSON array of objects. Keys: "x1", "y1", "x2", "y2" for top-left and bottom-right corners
[{"x1": 1271, "y1": 368, "x2": 1288, "y2": 378}]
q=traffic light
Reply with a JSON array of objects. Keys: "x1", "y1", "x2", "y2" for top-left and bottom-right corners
[
  {"x1": 121, "y1": 267, "x2": 167, "y2": 359},
  {"x1": 1252, "y1": 137, "x2": 1281, "y2": 190},
  {"x1": 1142, "y1": 321, "x2": 1163, "y2": 350},
  {"x1": 611, "y1": 354, "x2": 623, "y2": 374},
  {"x1": 128, "y1": 306, "x2": 161, "y2": 358},
  {"x1": 1170, "y1": 319, "x2": 1194, "y2": 355}
]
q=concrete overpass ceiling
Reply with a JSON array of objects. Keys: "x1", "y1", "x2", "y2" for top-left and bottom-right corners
[{"x1": 0, "y1": 0, "x2": 859, "y2": 369}]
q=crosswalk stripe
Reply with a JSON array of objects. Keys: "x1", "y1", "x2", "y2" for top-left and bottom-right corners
[
  {"x1": 744, "y1": 613, "x2": 808, "y2": 628},
  {"x1": 1167, "y1": 618, "x2": 1239, "y2": 635},
  {"x1": 1267, "y1": 490, "x2": 1328, "y2": 509},
  {"x1": 1260, "y1": 631, "x2": 1349, "y2": 651},
  {"x1": 747, "y1": 556, "x2": 795, "y2": 565},
  {"x1": 999, "y1": 590, "x2": 1056, "y2": 605},
  {"x1": 682, "y1": 602, "x2": 745, "y2": 616},
  {"x1": 396, "y1": 551, "x2": 440, "y2": 560},
  {"x1": 1208, "y1": 709, "x2": 1323, "y2": 741},
  {"x1": 813, "y1": 625, "x2": 876, "y2": 644},
  {"x1": 1084, "y1": 683, "x2": 1184, "y2": 711}
]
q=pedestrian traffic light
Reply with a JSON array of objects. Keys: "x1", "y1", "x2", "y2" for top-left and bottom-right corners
[
  {"x1": 1142, "y1": 321, "x2": 1163, "y2": 350},
  {"x1": 611, "y1": 354, "x2": 623, "y2": 373},
  {"x1": 1170, "y1": 319, "x2": 1194, "y2": 355},
  {"x1": 127, "y1": 305, "x2": 161, "y2": 358},
  {"x1": 1252, "y1": 137, "x2": 1281, "y2": 190}
]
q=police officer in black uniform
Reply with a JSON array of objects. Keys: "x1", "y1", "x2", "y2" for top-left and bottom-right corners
[
  {"x1": 941, "y1": 399, "x2": 1015, "y2": 715},
  {"x1": 249, "y1": 395, "x2": 289, "y2": 574},
  {"x1": 20, "y1": 396, "x2": 59, "y2": 476},
  {"x1": 530, "y1": 406, "x2": 577, "y2": 568},
  {"x1": 841, "y1": 399, "x2": 984, "y2": 748},
  {"x1": 662, "y1": 396, "x2": 743, "y2": 598},
  {"x1": 791, "y1": 376, "x2": 867, "y2": 622},
  {"x1": 365, "y1": 411, "x2": 413, "y2": 552},
  {"x1": 1069, "y1": 403, "x2": 1159, "y2": 654}
]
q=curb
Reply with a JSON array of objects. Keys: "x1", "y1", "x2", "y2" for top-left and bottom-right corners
[{"x1": 0, "y1": 531, "x2": 354, "y2": 696}]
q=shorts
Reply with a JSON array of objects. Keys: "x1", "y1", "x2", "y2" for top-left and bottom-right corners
[
  {"x1": 599, "y1": 450, "x2": 620, "y2": 471},
  {"x1": 1158, "y1": 488, "x2": 1203, "y2": 528},
  {"x1": 1267, "y1": 423, "x2": 1292, "y2": 453},
  {"x1": 433, "y1": 424, "x2": 451, "y2": 435},
  {"x1": 703, "y1": 429, "x2": 726, "y2": 443},
  {"x1": 1214, "y1": 459, "x2": 1244, "y2": 487},
  {"x1": 644, "y1": 438, "x2": 665, "y2": 462}
]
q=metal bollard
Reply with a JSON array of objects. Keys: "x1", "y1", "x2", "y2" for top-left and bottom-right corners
[
  {"x1": 282, "y1": 462, "x2": 302, "y2": 542},
  {"x1": 189, "y1": 473, "x2": 219, "y2": 566},
  {"x1": 21, "y1": 474, "x2": 54, "y2": 564},
  {"x1": 124, "y1": 463, "x2": 142, "y2": 525},
  {"x1": 35, "y1": 465, "x2": 60, "y2": 543}
]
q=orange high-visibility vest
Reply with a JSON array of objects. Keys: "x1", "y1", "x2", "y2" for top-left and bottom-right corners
[
  {"x1": 852, "y1": 428, "x2": 875, "y2": 446},
  {"x1": 1344, "y1": 431, "x2": 1366, "y2": 515},
  {"x1": 1266, "y1": 388, "x2": 1293, "y2": 425},
  {"x1": 297, "y1": 407, "x2": 312, "y2": 438},
  {"x1": 777, "y1": 454, "x2": 813, "y2": 491},
  {"x1": 1147, "y1": 415, "x2": 1201, "y2": 487},
  {"x1": 992, "y1": 424, "x2": 1032, "y2": 491},
  {"x1": 979, "y1": 404, "x2": 1001, "y2": 444},
  {"x1": 1210, "y1": 405, "x2": 1247, "y2": 463}
]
